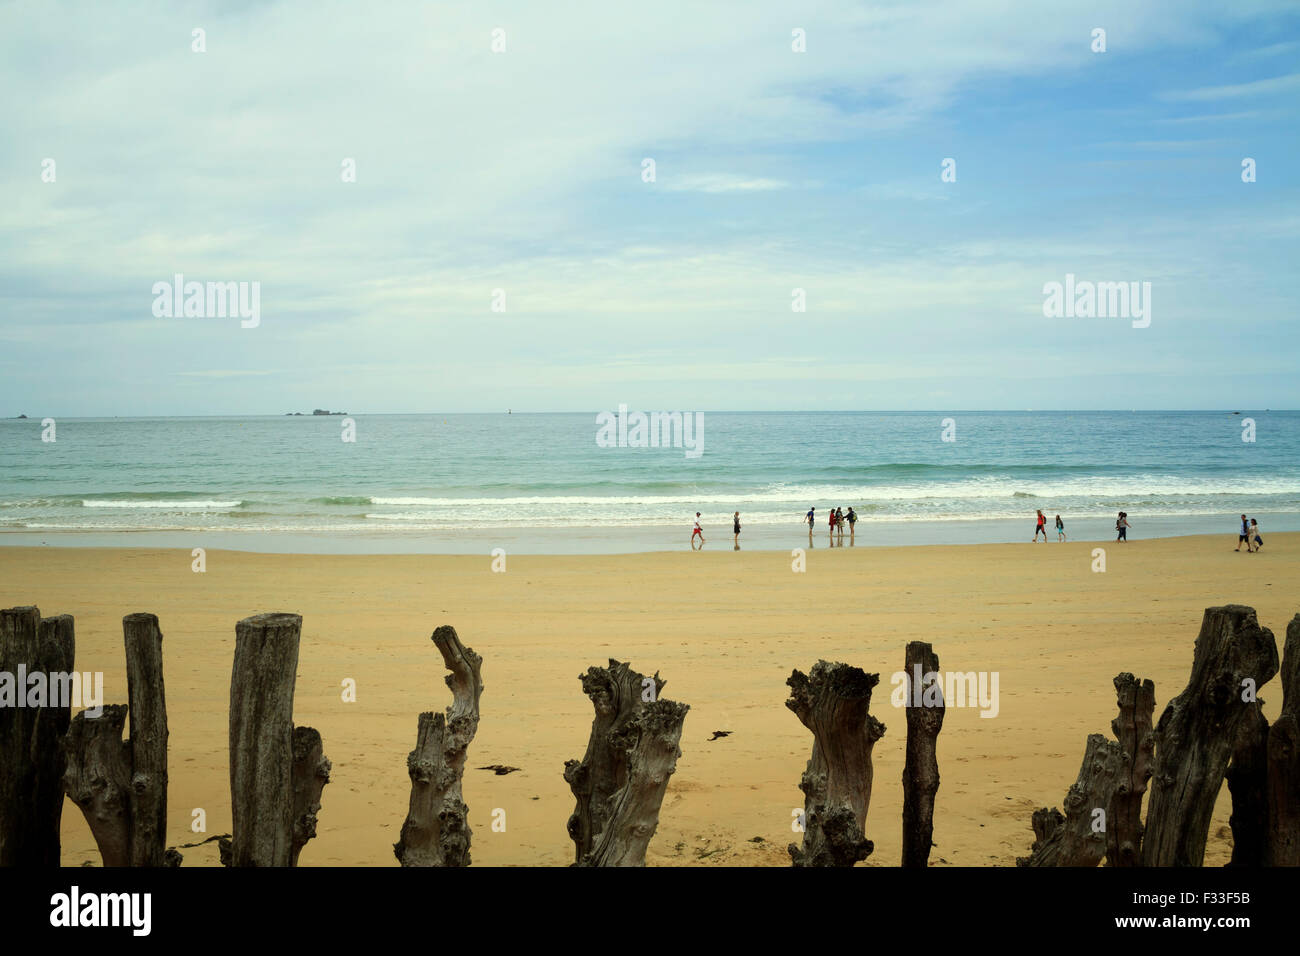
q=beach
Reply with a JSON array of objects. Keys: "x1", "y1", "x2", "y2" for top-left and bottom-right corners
[{"x1": 4, "y1": 531, "x2": 1295, "y2": 867}]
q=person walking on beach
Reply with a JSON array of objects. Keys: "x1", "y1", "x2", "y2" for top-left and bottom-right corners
[
  {"x1": 806, "y1": 507, "x2": 816, "y2": 535},
  {"x1": 835, "y1": 507, "x2": 845, "y2": 541},
  {"x1": 846, "y1": 506, "x2": 857, "y2": 542},
  {"x1": 1055, "y1": 514, "x2": 1066, "y2": 542},
  {"x1": 1251, "y1": 518, "x2": 1263, "y2": 552},
  {"x1": 1033, "y1": 509, "x2": 1048, "y2": 542},
  {"x1": 733, "y1": 511, "x2": 741, "y2": 550},
  {"x1": 692, "y1": 512, "x2": 704, "y2": 550},
  {"x1": 1235, "y1": 514, "x2": 1250, "y2": 552},
  {"x1": 1116, "y1": 512, "x2": 1131, "y2": 542}
]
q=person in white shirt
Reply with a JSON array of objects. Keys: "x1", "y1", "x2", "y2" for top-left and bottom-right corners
[{"x1": 691, "y1": 512, "x2": 704, "y2": 549}]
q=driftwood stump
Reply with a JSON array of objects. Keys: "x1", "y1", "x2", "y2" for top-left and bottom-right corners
[
  {"x1": 0, "y1": 607, "x2": 75, "y2": 866},
  {"x1": 1018, "y1": 734, "x2": 1122, "y2": 866},
  {"x1": 564, "y1": 659, "x2": 688, "y2": 867},
  {"x1": 291, "y1": 727, "x2": 331, "y2": 867},
  {"x1": 787, "y1": 661, "x2": 885, "y2": 867},
  {"x1": 229, "y1": 612, "x2": 328, "y2": 866},
  {"x1": 394, "y1": 625, "x2": 483, "y2": 867},
  {"x1": 901, "y1": 641, "x2": 944, "y2": 867},
  {"x1": 1266, "y1": 615, "x2": 1300, "y2": 866},
  {"x1": 1142, "y1": 605, "x2": 1279, "y2": 867},
  {"x1": 1226, "y1": 704, "x2": 1271, "y2": 866},
  {"x1": 1106, "y1": 672, "x2": 1155, "y2": 867},
  {"x1": 58, "y1": 613, "x2": 177, "y2": 867}
]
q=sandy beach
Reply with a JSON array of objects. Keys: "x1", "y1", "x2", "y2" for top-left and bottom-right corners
[{"x1": 3, "y1": 532, "x2": 1295, "y2": 867}]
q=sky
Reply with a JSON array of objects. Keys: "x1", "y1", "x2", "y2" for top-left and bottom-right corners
[{"x1": 1, "y1": 0, "x2": 1298, "y2": 415}]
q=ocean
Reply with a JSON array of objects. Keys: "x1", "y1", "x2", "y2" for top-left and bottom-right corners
[{"x1": 1, "y1": 411, "x2": 1296, "y2": 553}]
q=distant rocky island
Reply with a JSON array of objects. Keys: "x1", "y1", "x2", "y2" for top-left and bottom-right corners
[{"x1": 286, "y1": 409, "x2": 348, "y2": 416}]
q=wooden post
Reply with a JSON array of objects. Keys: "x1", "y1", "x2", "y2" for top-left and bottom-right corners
[
  {"x1": 1105, "y1": 672, "x2": 1155, "y2": 867},
  {"x1": 1226, "y1": 705, "x2": 1270, "y2": 866},
  {"x1": 229, "y1": 612, "x2": 304, "y2": 867},
  {"x1": 901, "y1": 641, "x2": 944, "y2": 868},
  {"x1": 58, "y1": 614, "x2": 179, "y2": 867},
  {"x1": 564, "y1": 659, "x2": 688, "y2": 867},
  {"x1": 1018, "y1": 734, "x2": 1121, "y2": 866},
  {"x1": 786, "y1": 660, "x2": 884, "y2": 867},
  {"x1": 1, "y1": 607, "x2": 75, "y2": 866},
  {"x1": 123, "y1": 613, "x2": 169, "y2": 866},
  {"x1": 1266, "y1": 615, "x2": 1300, "y2": 866},
  {"x1": 394, "y1": 625, "x2": 482, "y2": 867},
  {"x1": 290, "y1": 727, "x2": 331, "y2": 867},
  {"x1": 63, "y1": 705, "x2": 132, "y2": 866},
  {"x1": 1142, "y1": 605, "x2": 1279, "y2": 867}
]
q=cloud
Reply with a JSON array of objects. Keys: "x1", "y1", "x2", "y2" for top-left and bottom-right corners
[
  {"x1": 662, "y1": 174, "x2": 789, "y2": 193},
  {"x1": 1160, "y1": 72, "x2": 1300, "y2": 101}
]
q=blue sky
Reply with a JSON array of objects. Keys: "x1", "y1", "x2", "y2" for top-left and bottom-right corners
[{"x1": 1, "y1": 0, "x2": 1297, "y2": 414}]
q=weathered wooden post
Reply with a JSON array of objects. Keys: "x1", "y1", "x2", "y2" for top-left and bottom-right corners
[
  {"x1": 1018, "y1": 734, "x2": 1121, "y2": 866},
  {"x1": 1266, "y1": 615, "x2": 1300, "y2": 866},
  {"x1": 61, "y1": 612, "x2": 177, "y2": 866},
  {"x1": 787, "y1": 660, "x2": 884, "y2": 867},
  {"x1": 0, "y1": 607, "x2": 75, "y2": 866},
  {"x1": 564, "y1": 659, "x2": 688, "y2": 867},
  {"x1": 901, "y1": 641, "x2": 943, "y2": 868},
  {"x1": 1142, "y1": 605, "x2": 1279, "y2": 867},
  {"x1": 1105, "y1": 672, "x2": 1155, "y2": 867},
  {"x1": 123, "y1": 613, "x2": 169, "y2": 866},
  {"x1": 395, "y1": 625, "x2": 483, "y2": 867},
  {"x1": 228, "y1": 612, "x2": 329, "y2": 867},
  {"x1": 1226, "y1": 706, "x2": 1270, "y2": 866}
]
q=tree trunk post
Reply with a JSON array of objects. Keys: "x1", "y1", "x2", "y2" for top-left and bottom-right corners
[
  {"x1": 786, "y1": 661, "x2": 885, "y2": 867},
  {"x1": 229, "y1": 612, "x2": 303, "y2": 867},
  {"x1": 394, "y1": 625, "x2": 482, "y2": 867},
  {"x1": 62, "y1": 705, "x2": 132, "y2": 866},
  {"x1": 290, "y1": 726, "x2": 331, "y2": 867},
  {"x1": 564, "y1": 659, "x2": 688, "y2": 867},
  {"x1": 1142, "y1": 605, "x2": 1279, "y2": 867},
  {"x1": 1018, "y1": 734, "x2": 1122, "y2": 866},
  {"x1": 1106, "y1": 672, "x2": 1155, "y2": 867},
  {"x1": 901, "y1": 641, "x2": 944, "y2": 868},
  {"x1": 1266, "y1": 615, "x2": 1300, "y2": 866},
  {"x1": 123, "y1": 613, "x2": 169, "y2": 866},
  {"x1": 1, "y1": 607, "x2": 75, "y2": 866},
  {"x1": 1226, "y1": 704, "x2": 1270, "y2": 866}
]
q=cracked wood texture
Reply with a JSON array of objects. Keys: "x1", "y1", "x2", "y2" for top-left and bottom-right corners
[
  {"x1": 229, "y1": 612, "x2": 305, "y2": 867},
  {"x1": 1142, "y1": 605, "x2": 1279, "y2": 867},
  {"x1": 123, "y1": 613, "x2": 169, "y2": 866},
  {"x1": 564, "y1": 659, "x2": 687, "y2": 866},
  {"x1": 59, "y1": 613, "x2": 177, "y2": 866},
  {"x1": 787, "y1": 660, "x2": 885, "y2": 867},
  {"x1": 1266, "y1": 615, "x2": 1300, "y2": 865},
  {"x1": 394, "y1": 625, "x2": 482, "y2": 867},
  {"x1": 1105, "y1": 672, "x2": 1155, "y2": 867},
  {"x1": 1019, "y1": 733, "x2": 1121, "y2": 866},
  {"x1": 0, "y1": 607, "x2": 75, "y2": 866},
  {"x1": 901, "y1": 641, "x2": 944, "y2": 867},
  {"x1": 291, "y1": 726, "x2": 331, "y2": 866}
]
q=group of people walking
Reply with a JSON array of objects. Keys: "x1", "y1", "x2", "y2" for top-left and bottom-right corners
[
  {"x1": 1236, "y1": 515, "x2": 1264, "y2": 552},
  {"x1": 805, "y1": 506, "x2": 857, "y2": 540},
  {"x1": 691, "y1": 511, "x2": 745, "y2": 550},
  {"x1": 1033, "y1": 509, "x2": 1132, "y2": 542}
]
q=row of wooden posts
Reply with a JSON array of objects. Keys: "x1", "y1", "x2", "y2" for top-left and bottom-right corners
[{"x1": 0, "y1": 603, "x2": 1296, "y2": 866}]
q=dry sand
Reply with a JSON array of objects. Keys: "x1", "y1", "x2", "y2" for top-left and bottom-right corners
[{"x1": 2, "y1": 532, "x2": 1295, "y2": 866}]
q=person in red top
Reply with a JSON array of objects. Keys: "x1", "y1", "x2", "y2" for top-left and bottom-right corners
[{"x1": 1033, "y1": 509, "x2": 1047, "y2": 542}]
